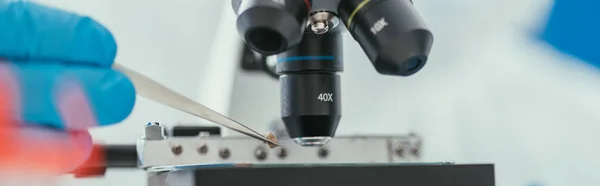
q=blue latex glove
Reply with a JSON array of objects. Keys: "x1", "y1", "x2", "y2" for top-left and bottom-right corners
[
  {"x1": 540, "y1": 0, "x2": 600, "y2": 67},
  {"x1": 0, "y1": 1, "x2": 135, "y2": 174}
]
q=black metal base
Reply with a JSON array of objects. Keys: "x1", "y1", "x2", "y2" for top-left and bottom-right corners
[{"x1": 194, "y1": 164, "x2": 495, "y2": 186}]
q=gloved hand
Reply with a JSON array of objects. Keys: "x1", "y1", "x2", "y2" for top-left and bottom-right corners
[{"x1": 0, "y1": 1, "x2": 135, "y2": 175}]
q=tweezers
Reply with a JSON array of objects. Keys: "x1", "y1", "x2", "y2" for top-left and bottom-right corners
[{"x1": 113, "y1": 63, "x2": 279, "y2": 147}]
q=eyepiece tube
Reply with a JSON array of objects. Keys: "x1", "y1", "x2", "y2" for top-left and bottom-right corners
[
  {"x1": 235, "y1": 0, "x2": 312, "y2": 55},
  {"x1": 338, "y1": 0, "x2": 434, "y2": 76},
  {"x1": 277, "y1": 29, "x2": 343, "y2": 147}
]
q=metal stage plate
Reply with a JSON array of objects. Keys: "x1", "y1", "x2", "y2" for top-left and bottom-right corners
[{"x1": 138, "y1": 135, "x2": 423, "y2": 171}]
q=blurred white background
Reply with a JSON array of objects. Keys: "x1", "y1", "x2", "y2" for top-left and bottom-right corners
[{"x1": 31, "y1": 0, "x2": 600, "y2": 185}]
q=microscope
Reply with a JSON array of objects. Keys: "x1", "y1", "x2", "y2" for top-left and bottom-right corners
[
  {"x1": 73, "y1": 1, "x2": 495, "y2": 185},
  {"x1": 233, "y1": 0, "x2": 433, "y2": 146}
]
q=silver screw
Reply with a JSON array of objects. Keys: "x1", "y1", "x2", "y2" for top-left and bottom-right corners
[
  {"x1": 219, "y1": 148, "x2": 231, "y2": 159},
  {"x1": 395, "y1": 143, "x2": 405, "y2": 157},
  {"x1": 276, "y1": 148, "x2": 288, "y2": 159},
  {"x1": 254, "y1": 147, "x2": 267, "y2": 161},
  {"x1": 172, "y1": 145, "x2": 183, "y2": 155},
  {"x1": 317, "y1": 147, "x2": 329, "y2": 158},
  {"x1": 407, "y1": 133, "x2": 422, "y2": 158},
  {"x1": 144, "y1": 122, "x2": 165, "y2": 140},
  {"x1": 311, "y1": 20, "x2": 329, "y2": 34},
  {"x1": 198, "y1": 144, "x2": 208, "y2": 155},
  {"x1": 411, "y1": 141, "x2": 421, "y2": 157}
]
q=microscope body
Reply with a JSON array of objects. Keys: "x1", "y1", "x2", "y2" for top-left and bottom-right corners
[
  {"x1": 231, "y1": 0, "x2": 434, "y2": 146},
  {"x1": 79, "y1": 2, "x2": 495, "y2": 185}
]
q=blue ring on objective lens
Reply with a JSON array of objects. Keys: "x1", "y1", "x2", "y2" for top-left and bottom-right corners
[{"x1": 277, "y1": 56, "x2": 335, "y2": 63}]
